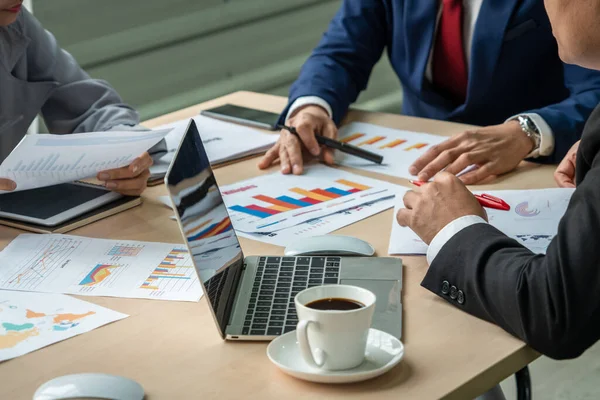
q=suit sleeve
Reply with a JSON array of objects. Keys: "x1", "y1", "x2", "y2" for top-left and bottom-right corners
[
  {"x1": 279, "y1": 0, "x2": 388, "y2": 125},
  {"x1": 524, "y1": 64, "x2": 600, "y2": 164},
  {"x1": 421, "y1": 166, "x2": 600, "y2": 360},
  {"x1": 22, "y1": 10, "x2": 140, "y2": 134}
]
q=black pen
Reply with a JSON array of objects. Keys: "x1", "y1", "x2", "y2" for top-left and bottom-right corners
[{"x1": 276, "y1": 124, "x2": 384, "y2": 165}]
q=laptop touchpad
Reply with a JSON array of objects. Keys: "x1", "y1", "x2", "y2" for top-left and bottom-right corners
[{"x1": 341, "y1": 279, "x2": 402, "y2": 339}]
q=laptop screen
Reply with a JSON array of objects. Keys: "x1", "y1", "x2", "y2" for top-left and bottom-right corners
[{"x1": 165, "y1": 120, "x2": 244, "y2": 338}]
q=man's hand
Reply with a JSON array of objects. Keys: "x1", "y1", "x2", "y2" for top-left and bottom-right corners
[
  {"x1": 409, "y1": 121, "x2": 534, "y2": 185},
  {"x1": 396, "y1": 172, "x2": 487, "y2": 244},
  {"x1": 258, "y1": 105, "x2": 337, "y2": 175},
  {"x1": 554, "y1": 140, "x2": 579, "y2": 188},
  {"x1": 0, "y1": 179, "x2": 16, "y2": 192},
  {"x1": 97, "y1": 152, "x2": 152, "y2": 196}
]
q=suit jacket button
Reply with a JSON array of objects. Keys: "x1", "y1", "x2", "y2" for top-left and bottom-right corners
[
  {"x1": 441, "y1": 280, "x2": 450, "y2": 295},
  {"x1": 449, "y1": 285, "x2": 458, "y2": 300},
  {"x1": 457, "y1": 290, "x2": 465, "y2": 305}
]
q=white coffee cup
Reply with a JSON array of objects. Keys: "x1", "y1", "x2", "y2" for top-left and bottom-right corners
[{"x1": 295, "y1": 285, "x2": 376, "y2": 371}]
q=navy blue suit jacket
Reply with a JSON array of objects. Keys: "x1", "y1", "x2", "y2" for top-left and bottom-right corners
[{"x1": 283, "y1": 0, "x2": 600, "y2": 163}]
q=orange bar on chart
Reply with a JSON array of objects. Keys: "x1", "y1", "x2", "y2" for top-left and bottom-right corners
[
  {"x1": 405, "y1": 143, "x2": 428, "y2": 151},
  {"x1": 335, "y1": 179, "x2": 371, "y2": 191},
  {"x1": 253, "y1": 194, "x2": 300, "y2": 210},
  {"x1": 311, "y1": 188, "x2": 342, "y2": 199},
  {"x1": 340, "y1": 133, "x2": 366, "y2": 143},
  {"x1": 290, "y1": 188, "x2": 331, "y2": 202},
  {"x1": 268, "y1": 205, "x2": 291, "y2": 212},
  {"x1": 357, "y1": 136, "x2": 385, "y2": 146},
  {"x1": 380, "y1": 139, "x2": 407, "y2": 149}
]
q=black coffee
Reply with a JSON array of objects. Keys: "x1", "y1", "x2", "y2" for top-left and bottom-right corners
[{"x1": 305, "y1": 298, "x2": 365, "y2": 311}]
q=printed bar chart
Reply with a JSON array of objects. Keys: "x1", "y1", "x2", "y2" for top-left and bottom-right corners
[
  {"x1": 229, "y1": 179, "x2": 371, "y2": 219},
  {"x1": 380, "y1": 139, "x2": 407, "y2": 149},
  {"x1": 340, "y1": 133, "x2": 366, "y2": 143},
  {"x1": 289, "y1": 188, "x2": 332, "y2": 202},
  {"x1": 357, "y1": 136, "x2": 385, "y2": 146},
  {"x1": 405, "y1": 143, "x2": 428, "y2": 151},
  {"x1": 140, "y1": 248, "x2": 194, "y2": 291},
  {"x1": 253, "y1": 195, "x2": 301, "y2": 210},
  {"x1": 336, "y1": 179, "x2": 370, "y2": 191}
]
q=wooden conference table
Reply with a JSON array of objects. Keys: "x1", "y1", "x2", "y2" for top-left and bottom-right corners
[{"x1": 0, "y1": 91, "x2": 550, "y2": 399}]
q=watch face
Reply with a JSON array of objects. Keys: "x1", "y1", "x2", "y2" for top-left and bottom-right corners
[
  {"x1": 518, "y1": 116, "x2": 541, "y2": 151},
  {"x1": 525, "y1": 119, "x2": 539, "y2": 133}
]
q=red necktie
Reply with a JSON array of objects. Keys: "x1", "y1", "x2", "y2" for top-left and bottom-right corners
[{"x1": 432, "y1": 0, "x2": 468, "y2": 103}]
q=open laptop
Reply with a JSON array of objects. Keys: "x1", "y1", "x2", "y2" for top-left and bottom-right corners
[{"x1": 165, "y1": 120, "x2": 402, "y2": 340}]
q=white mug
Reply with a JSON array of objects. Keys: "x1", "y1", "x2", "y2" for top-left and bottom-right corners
[{"x1": 295, "y1": 285, "x2": 376, "y2": 371}]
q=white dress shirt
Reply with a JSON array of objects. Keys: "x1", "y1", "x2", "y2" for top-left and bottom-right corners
[{"x1": 286, "y1": 0, "x2": 554, "y2": 157}]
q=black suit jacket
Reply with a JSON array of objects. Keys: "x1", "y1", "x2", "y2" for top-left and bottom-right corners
[{"x1": 421, "y1": 105, "x2": 600, "y2": 360}]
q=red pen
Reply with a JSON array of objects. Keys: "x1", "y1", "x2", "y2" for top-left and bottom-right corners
[{"x1": 409, "y1": 181, "x2": 511, "y2": 211}]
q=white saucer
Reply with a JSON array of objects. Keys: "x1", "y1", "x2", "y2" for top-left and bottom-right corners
[{"x1": 267, "y1": 328, "x2": 404, "y2": 384}]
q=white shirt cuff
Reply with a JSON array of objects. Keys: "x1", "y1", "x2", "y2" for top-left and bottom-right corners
[
  {"x1": 426, "y1": 215, "x2": 489, "y2": 265},
  {"x1": 506, "y1": 113, "x2": 555, "y2": 157},
  {"x1": 286, "y1": 96, "x2": 333, "y2": 122}
]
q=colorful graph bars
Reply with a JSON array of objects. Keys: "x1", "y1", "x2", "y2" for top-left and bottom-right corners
[
  {"x1": 229, "y1": 179, "x2": 370, "y2": 219},
  {"x1": 79, "y1": 264, "x2": 118, "y2": 286},
  {"x1": 188, "y1": 217, "x2": 233, "y2": 241},
  {"x1": 405, "y1": 143, "x2": 428, "y2": 151},
  {"x1": 357, "y1": 136, "x2": 385, "y2": 147},
  {"x1": 340, "y1": 132, "x2": 429, "y2": 152},
  {"x1": 107, "y1": 245, "x2": 142, "y2": 257},
  {"x1": 340, "y1": 133, "x2": 365, "y2": 143},
  {"x1": 380, "y1": 139, "x2": 406, "y2": 149},
  {"x1": 140, "y1": 248, "x2": 192, "y2": 291}
]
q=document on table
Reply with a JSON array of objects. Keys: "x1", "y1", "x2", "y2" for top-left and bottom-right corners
[
  {"x1": 0, "y1": 291, "x2": 127, "y2": 362},
  {"x1": 388, "y1": 188, "x2": 575, "y2": 255},
  {"x1": 236, "y1": 196, "x2": 398, "y2": 246},
  {"x1": 0, "y1": 234, "x2": 203, "y2": 302},
  {"x1": 149, "y1": 115, "x2": 278, "y2": 179},
  {"x1": 335, "y1": 122, "x2": 451, "y2": 180},
  {"x1": 0, "y1": 129, "x2": 170, "y2": 193},
  {"x1": 219, "y1": 164, "x2": 400, "y2": 233}
]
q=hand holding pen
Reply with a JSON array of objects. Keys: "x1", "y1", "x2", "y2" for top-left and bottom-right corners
[
  {"x1": 258, "y1": 106, "x2": 339, "y2": 175},
  {"x1": 397, "y1": 172, "x2": 492, "y2": 244},
  {"x1": 277, "y1": 124, "x2": 383, "y2": 165},
  {"x1": 410, "y1": 180, "x2": 510, "y2": 211}
]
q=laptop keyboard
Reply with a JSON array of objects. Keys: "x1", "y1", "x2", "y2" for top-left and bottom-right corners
[
  {"x1": 243, "y1": 256, "x2": 341, "y2": 336},
  {"x1": 205, "y1": 267, "x2": 229, "y2": 311}
]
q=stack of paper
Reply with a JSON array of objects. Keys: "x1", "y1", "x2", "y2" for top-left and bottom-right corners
[
  {"x1": 149, "y1": 115, "x2": 278, "y2": 180},
  {"x1": 0, "y1": 291, "x2": 127, "y2": 361},
  {"x1": 0, "y1": 129, "x2": 170, "y2": 193},
  {"x1": 0, "y1": 234, "x2": 203, "y2": 302},
  {"x1": 388, "y1": 188, "x2": 575, "y2": 255}
]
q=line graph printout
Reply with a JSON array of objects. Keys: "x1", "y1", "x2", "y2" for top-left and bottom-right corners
[
  {"x1": 220, "y1": 164, "x2": 399, "y2": 233},
  {"x1": 388, "y1": 188, "x2": 575, "y2": 255},
  {"x1": 0, "y1": 234, "x2": 202, "y2": 302},
  {"x1": 0, "y1": 291, "x2": 127, "y2": 361},
  {"x1": 0, "y1": 128, "x2": 170, "y2": 193},
  {"x1": 336, "y1": 122, "x2": 450, "y2": 180}
]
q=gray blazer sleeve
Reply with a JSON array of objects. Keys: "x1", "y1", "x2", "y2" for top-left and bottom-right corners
[{"x1": 21, "y1": 10, "x2": 140, "y2": 133}]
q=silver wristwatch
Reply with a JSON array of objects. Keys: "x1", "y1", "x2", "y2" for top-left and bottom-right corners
[{"x1": 515, "y1": 115, "x2": 541, "y2": 158}]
